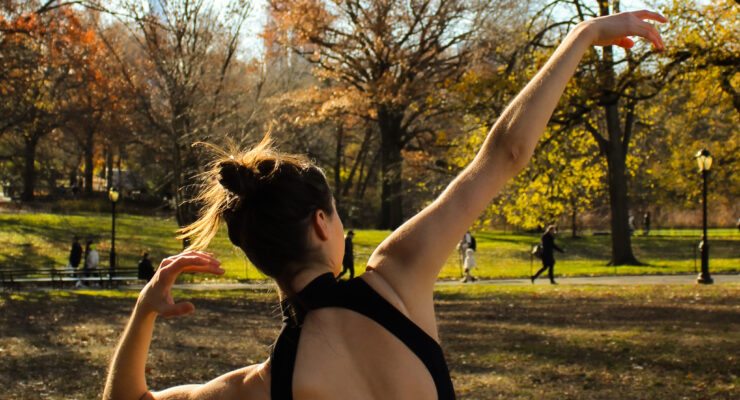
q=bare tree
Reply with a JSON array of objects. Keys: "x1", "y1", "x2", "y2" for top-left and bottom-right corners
[
  {"x1": 109, "y1": 0, "x2": 252, "y2": 229},
  {"x1": 269, "y1": 0, "x2": 494, "y2": 228}
]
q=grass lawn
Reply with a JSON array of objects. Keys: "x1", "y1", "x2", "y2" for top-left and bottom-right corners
[
  {"x1": 0, "y1": 211, "x2": 738, "y2": 281},
  {"x1": 1, "y1": 283, "x2": 737, "y2": 399}
]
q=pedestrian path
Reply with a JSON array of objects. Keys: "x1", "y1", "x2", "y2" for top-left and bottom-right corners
[
  {"x1": 445, "y1": 273, "x2": 740, "y2": 286},
  {"x1": 122, "y1": 273, "x2": 739, "y2": 291}
]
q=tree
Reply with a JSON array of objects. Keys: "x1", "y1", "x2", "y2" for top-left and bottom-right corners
[
  {"x1": 628, "y1": 0, "x2": 740, "y2": 223},
  {"x1": 111, "y1": 0, "x2": 252, "y2": 228},
  {"x1": 268, "y1": 0, "x2": 489, "y2": 228},
  {"x1": 663, "y1": 0, "x2": 739, "y2": 114},
  {"x1": 517, "y1": 1, "x2": 682, "y2": 265},
  {"x1": 502, "y1": 127, "x2": 605, "y2": 236},
  {"x1": 0, "y1": 8, "x2": 107, "y2": 201}
]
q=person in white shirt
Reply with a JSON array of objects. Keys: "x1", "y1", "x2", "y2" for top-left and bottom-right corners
[{"x1": 461, "y1": 248, "x2": 478, "y2": 283}]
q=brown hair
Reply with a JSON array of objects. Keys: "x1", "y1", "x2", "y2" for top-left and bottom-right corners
[{"x1": 178, "y1": 135, "x2": 334, "y2": 288}]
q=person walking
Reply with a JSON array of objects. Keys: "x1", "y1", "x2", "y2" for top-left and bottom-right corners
[
  {"x1": 84, "y1": 241, "x2": 99, "y2": 274},
  {"x1": 76, "y1": 240, "x2": 98, "y2": 287},
  {"x1": 103, "y1": 11, "x2": 667, "y2": 400},
  {"x1": 138, "y1": 252, "x2": 155, "y2": 282},
  {"x1": 531, "y1": 225, "x2": 565, "y2": 284},
  {"x1": 68, "y1": 236, "x2": 82, "y2": 269},
  {"x1": 458, "y1": 231, "x2": 472, "y2": 271},
  {"x1": 337, "y1": 230, "x2": 355, "y2": 279},
  {"x1": 643, "y1": 212, "x2": 651, "y2": 235},
  {"x1": 460, "y1": 248, "x2": 478, "y2": 283}
]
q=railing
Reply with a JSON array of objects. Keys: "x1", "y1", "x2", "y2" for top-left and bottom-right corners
[{"x1": 1, "y1": 266, "x2": 141, "y2": 290}]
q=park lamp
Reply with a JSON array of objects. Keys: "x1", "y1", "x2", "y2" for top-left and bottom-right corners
[
  {"x1": 108, "y1": 188, "x2": 120, "y2": 203},
  {"x1": 695, "y1": 149, "x2": 712, "y2": 172},
  {"x1": 109, "y1": 188, "x2": 120, "y2": 277},
  {"x1": 695, "y1": 148, "x2": 713, "y2": 284}
]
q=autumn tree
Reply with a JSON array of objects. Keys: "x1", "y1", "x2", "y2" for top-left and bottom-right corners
[
  {"x1": 625, "y1": 0, "x2": 740, "y2": 224},
  {"x1": 509, "y1": 0, "x2": 684, "y2": 265},
  {"x1": 663, "y1": 0, "x2": 739, "y2": 114},
  {"x1": 660, "y1": 0, "x2": 739, "y2": 203},
  {"x1": 109, "y1": 0, "x2": 252, "y2": 228},
  {"x1": 267, "y1": 78, "x2": 383, "y2": 225},
  {"x1": 268, "y1": 0, "x2": 494, "y2": 228},
  {"x1": 0, "y1": 8, "x2": 108, "y2": 201}
]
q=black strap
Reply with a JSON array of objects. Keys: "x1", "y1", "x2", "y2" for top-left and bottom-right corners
[
  {"x1": 270, "y1": 324, "x2": 301, "y2": 399},
  {"x1": 270, "y1": 274, "x2": 455, "y2": 400}
]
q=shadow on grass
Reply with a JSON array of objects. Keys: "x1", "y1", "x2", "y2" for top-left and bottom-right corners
[{"x1": 1, "y1": 284, "x2": 738, "y2": 399}]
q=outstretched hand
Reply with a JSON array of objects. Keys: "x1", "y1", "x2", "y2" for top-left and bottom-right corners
[
  {"x1": 136, "y1": 251, "x2": 224, "y2": 318},
  {"x1": 585, "y1": 10, "x2": 667, "y2": 50}
]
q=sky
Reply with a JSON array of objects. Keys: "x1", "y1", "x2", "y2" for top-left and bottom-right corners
[
  {"x1": 234, "y1": 0, "x2": 657, "y2": 57},
  {"x1": 132, "y1": 0, "x2": 663, "y2": 60},
  {"x1": 239, "y1": 0, "x2": 268, "y2": 57}
]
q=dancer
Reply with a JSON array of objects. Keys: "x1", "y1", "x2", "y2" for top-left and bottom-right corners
[{"x1": 104, "y1": 11, "x2": 666, "y2": 400}]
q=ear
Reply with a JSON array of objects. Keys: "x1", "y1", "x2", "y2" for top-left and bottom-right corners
[{"x1": 311, "y1": 209, "x2": 330, "y2": 241}]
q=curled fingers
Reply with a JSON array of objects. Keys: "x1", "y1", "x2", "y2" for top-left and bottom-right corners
[{"x1": 631, "y1": 10, "x2": 666, "y2": 50}]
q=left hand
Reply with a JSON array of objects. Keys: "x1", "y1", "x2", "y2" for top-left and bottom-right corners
[
  {"x1": 136, "y1": 251, "x2": 224, "y2": 318},
  {"x1": 582, "y1": 10, "x2": 667, "y2": 50}
]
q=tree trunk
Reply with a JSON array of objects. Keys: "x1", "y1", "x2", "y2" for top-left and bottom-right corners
[
  {"x1": 571, "y1": 197, "x2": 578, "y2": 238},
  {"x1": 343, "y1": 124, "x2": 373, "y2": 197},
  {"x1": 604, "y1": 103, "x2": 640, "y2": 265},
  {"x1": 106, "y1": 146, "x2": 114, "y2": 192},
  {"x1": 175, "y1": 144, "x2": 200, "y2": 247},
  {"x1": 21, "y1": 134, "x2": 40, "y2": 202},
  {"x1": 117, "y1": 144, "x2": 123, "y2": 186},
  {"x1": 334, "y1": 123, "x2": 343, "y2": 213},
  {"x1": 597, "y1": 2, "x2": 640, "y2": 266},
  {"x1": 173, "y1": 139, "x2": 185, "y2": 227},
  {"x1": 358, "y1": 149, "x2": 380, "y2": 199},
  {"x1": 377, "y1": 108, "x2": 404, "y2": 229},
  {"x1": 83, "y1": 128, "x2": 95, "y2": 194}
]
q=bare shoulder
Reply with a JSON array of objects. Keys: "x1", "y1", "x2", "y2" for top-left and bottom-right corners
[
  {"x1": 151, "y1": 361, "x2": 270, "y2": 400},
  {"x1": 360, "y1": 269, "x2": 410, "y2": 316},
  {"x1": 359, "y1": 269, "x2": 439, "y2": 341}
]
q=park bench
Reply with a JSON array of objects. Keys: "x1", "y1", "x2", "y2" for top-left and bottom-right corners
[{"x1": 1, "y1": 266, "x2": 141, "y2": 291}]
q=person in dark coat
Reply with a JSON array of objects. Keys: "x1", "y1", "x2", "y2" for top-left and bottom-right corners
[
  {"x1": 137, "y1": 252, "x2": 155, "y2": 282},
  {"x1": 643, "y1": 212, "x2": 651, "y2": 235},
  {"x1": 338, "y1": 230, "x2": 355, "y2": 279},
  {"x1": 68, "y1": 236, "x2": 82, "y2": 269},
  {"x1": 531, "y1": 225, "x2": 564, "y2": 284}
]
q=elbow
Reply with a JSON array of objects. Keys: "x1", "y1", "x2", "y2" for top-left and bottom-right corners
[
  {"x1": 507, "y1": 144, "x2": 528, "y2": 170},
  {"x1": 486, "y1": 123, "x2": 534, "y2": 172},
  {"x1": 494, "y1": 135, "x2": 531, "y2": 172}
]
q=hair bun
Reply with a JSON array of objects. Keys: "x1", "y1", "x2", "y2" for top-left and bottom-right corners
[{"x1": 218, "y1": 161, "x2": 254, "y2": 196}]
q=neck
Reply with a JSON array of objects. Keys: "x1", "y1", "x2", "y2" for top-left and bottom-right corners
[{"x1": 285, "y1": 262, "x2": 335, "y2": 295}]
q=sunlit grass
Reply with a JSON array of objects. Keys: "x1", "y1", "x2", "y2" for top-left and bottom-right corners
[{"x1": 1, "y1": 212, "x2": 738, "y2": 281}]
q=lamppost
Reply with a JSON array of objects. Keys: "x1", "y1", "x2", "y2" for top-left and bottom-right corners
[
  {"x1": 109, "y1": 188, "x2": 120, "y2": 278},
  {"x1": 695, "y1": 149, "x2": 713, "y2": 284}
]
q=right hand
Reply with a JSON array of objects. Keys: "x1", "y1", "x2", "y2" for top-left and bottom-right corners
[
  {"x1": 136, "y1": 251, "x2": 224, "y2": 318},
  {"x1": 582, "y1": 10, "x2": 667, "y2": 50}
]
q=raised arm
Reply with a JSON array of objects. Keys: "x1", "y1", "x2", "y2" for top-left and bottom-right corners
[
  {"x1": 103, "y1": 251, "x2": 227, "y2": 400},
  {"x1": 366, "y1": 11, "x2": 666, "y2": 332}
]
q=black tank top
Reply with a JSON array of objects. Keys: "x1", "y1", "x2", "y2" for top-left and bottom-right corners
[{"x1": 270, "y1": 273, "x2": 456, "y2": 400}]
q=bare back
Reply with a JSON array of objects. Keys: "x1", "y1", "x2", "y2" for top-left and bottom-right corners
[
  {"x1": 293, "y1": 307, "x2": 438, "y2": 399},
  {"x1": 276, "y1": 272, "x2": 447, "y2": 399},
  {"x1": 151, "y1": 271, "x2": 443, "y2": 400}
]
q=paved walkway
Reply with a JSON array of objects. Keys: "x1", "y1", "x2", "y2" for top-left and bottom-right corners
[
  {"x1": 121, "y1": 273, "x2": 739, "y2": 291},
  {"x1": 452, "y1": 273, "x2": 740, "y2": 286}
]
